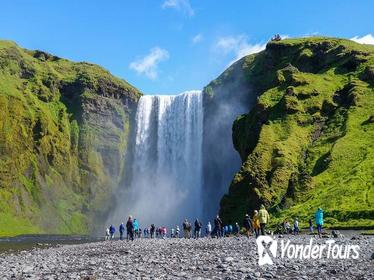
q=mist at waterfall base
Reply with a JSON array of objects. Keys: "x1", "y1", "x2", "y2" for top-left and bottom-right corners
[
  {"x1": 109, "y1": 91, "x2": 204, "y2": 228},
  {"x1": 202, "y1": 66, "x2": 255, "y2": 222}
]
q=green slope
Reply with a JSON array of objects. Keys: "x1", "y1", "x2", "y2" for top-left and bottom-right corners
[
  {"x1": 215, "y1": 37, "x2": 374, "y2": 229},
  {"x1": 0, "y1": 40, "x2": 141, "y2": 236}
]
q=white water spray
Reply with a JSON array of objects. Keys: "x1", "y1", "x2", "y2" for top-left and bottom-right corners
[{"x1": 113, "y1": 90, "x2": 203, "y2": 227}]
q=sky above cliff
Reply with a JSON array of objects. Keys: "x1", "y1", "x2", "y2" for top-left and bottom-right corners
[{"x1": 1, "y1": 0, "x2": 374, "y2": 94}]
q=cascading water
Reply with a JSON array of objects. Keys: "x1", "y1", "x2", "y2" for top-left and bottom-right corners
[{"x1": 111, "y1": 90, "x2": 203, "y2": 227}]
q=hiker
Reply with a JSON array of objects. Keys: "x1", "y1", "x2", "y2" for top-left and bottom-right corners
[
  {"x1": 164, "y1": 227, "x2": 168, "y2": 238},
  {"x1": 258, "y1": 204, "x2": 270, "y2": 235},
  {"x1": 206, "y1": 222, "x2": 212, "y2": 237},
  {"x1": 243, "y1": 214, "x2": 253, "y2": 238},
  {"x1": 105, "y1": 227, "x2": 110, "y2": 240},
  {"x1": 271, "y1": 34, "x2": 282, "y2": 41},
  {"x1": 228, "y1": 224, "x2": 233, "y2": 235},
  {"x1": 175, "y1": 226, "x2": 180, "y2": 238},
  {"x1": 109, "y1": 225, "x2": 115, "y2": 240},
  {"x1": 315, "y1": 207, "x2": 324, "y2": 238},
  {"x1": 171, "y1": 228, "x2": 175, "y2": 238},
  {"x1": 150, "y1": 224, "x2": 155, "y2": 238},
  {"x1": 224, "y1": 225, "x2": 229, "y2": 237},
  {"x1": 293, "y1": 218, "x2": 299, "y2": 235},
  {"x1": 194, "y1": 219, "x2": 202, "y2": 239},
  {"x1": 308, "y1": 218, "x2": 314, "y2": 233},
  {"x1": 133, "y1": 219, "x2": 139, "y2": 238},
  {"x1": 214, "y1": 215, "x2": 223, "y2": 238},
  {"x1": 252, "y1": 210, "x2": 260, "y2": 238},
  {"x1": 143, "y1": 228, "x2": 147, "y2": 238},
  {"x1": 126, "y1": 216, "x2": 134, "y2": 241},
  {"x1": 119, "y1": 223, "x2": 125, "y2": 240},
  {"x1": 183, "y1": 219, "x2": 191, "y2": 239},
  {"x1": 284, "y1": 219, "x2": 291, "y2": 234},
  {"x1": 234, "y1": 222, "x2": 240, "y2": 236}
]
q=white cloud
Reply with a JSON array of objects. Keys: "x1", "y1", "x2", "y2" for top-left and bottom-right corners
[
  {"x1": 162, "y1": 0, "x2": 194, "y2": 17},
  {"x1": 351, "y1": 34, "x2": 374, "y2": 45},
  {"x1": 192, "y1": 33, "x2": 203, "y2": 44},
  {"x1": 214, "y1": 35, "x2": 266, "y2": 65},
  {"x1": 129, "y1": 47, "x2": 169, "y2": 80}
]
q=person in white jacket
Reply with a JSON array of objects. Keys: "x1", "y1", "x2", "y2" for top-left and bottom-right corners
[
  {"x1": 105, "y1": 228, "x2": 110, "y2": 240},
  {"x1": 206, "y1": 222, "x2": 212, "y2": 237}
]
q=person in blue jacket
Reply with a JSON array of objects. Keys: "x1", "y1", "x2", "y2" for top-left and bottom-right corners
[
  {"x1": 228, "y1": 224, "x2": 233, "y2": 235},
  {"x1": 109, "y1": 224, "x2": 116, "y2": 240},
  {"x1": 315, "y1": 208, "x2": 324, "y2": 238},
  {"x1": 133, "y1": 218, "x2": 139, "y2": 238},
  {"x1": 119, "y1": 223, "x2": 125, "y2": 240}
]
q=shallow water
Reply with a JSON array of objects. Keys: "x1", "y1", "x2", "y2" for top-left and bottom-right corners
[{"x1": 0, "y1": 234, "x2": 100, "y2": 254}]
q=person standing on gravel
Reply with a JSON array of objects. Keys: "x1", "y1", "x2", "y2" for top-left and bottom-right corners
[
  {"x1": 194, "y1": 218, "x2": 202, "y2": 239},
  {"x1": 126, "y1": 216, "x2": 135, "y2": 241},
  {"x1": 133, "y1": 219, "x2": 139, "y2": 239},
  {"x1": 183, "y1": 219, "x2": 191, "y2": 239},
  {"x1": 234, "y1": 222, "x2": 240, "y2": 236},
  {"x1": 308, "y1": 218, "x2": 314, "y2": 233},
  {"x1": 150, "y1": 224, "x2": 155, "y2": 238},
  {"x1": 119, "y1": 223, "x2": 125, "y2": 240},
  {"x1": 109, "y1": 225, "x2": 116, "y2": 240},
  {"x1": 252, "y1": 210, "x2": 260, "y2": 238},
  {"x1": 176, "y1": 225, "x2": 180, "y2": 238},
  {"x1": 214, "y1": 215, "x2": 223, "y2": 238},
  {"x1": 243, "y1": 214, "x2": 253, "y2": 238},
  {"x1": 293, "y1": 218, "x2": 299, "y2": 235},
  {"x1": 258, "y1": 205, "x2": 270, "y2": 235},
  {"x1": 105, "y1": 227, "x2": 110, "y2": 240},
  {"x1": 206, "y1": 222, "x2": 212, "y2": 237},
  {"x1": 315, "y1": 208, "x2": 324, "y2": 238}
]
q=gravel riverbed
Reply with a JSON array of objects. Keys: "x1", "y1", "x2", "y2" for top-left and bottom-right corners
[{"x1": 0, "y1": 235, "x2": 373, "y2": 279}]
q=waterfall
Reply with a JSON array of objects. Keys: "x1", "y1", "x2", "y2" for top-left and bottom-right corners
[{"x1": 115, "y1": 90, "x2": 203, "y2": 227}]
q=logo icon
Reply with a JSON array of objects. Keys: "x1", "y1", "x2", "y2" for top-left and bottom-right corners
[{"x1": 256, "y1": 236, "x2": 278, "y2": 266}]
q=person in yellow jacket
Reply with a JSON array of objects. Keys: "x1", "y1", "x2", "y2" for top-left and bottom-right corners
[
  {"x1": 258, "y1": 204, "x2": 270, "y2": 235},
  {"x1": 252, "y1": 210, "x2": 260, "y2": 238}
]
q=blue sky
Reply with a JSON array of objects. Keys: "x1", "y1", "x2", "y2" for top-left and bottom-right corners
[{"x1": 1, "y1": 0, "x2": 374, "y2": 94}]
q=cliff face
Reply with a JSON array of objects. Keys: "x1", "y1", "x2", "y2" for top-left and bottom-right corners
[
  {"x1": 0, "y1": 41, "x2": 141, "y2": 236},
  {"x1": 202, "y1": 57, "x2": 257, "y2": 220},
  {"x1": 218, "y1": 37, "x2": 374, "y2": 228}
]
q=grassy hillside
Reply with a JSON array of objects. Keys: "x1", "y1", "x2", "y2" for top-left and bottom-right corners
[
  {"x1": 0, "y1": 40, "x2": 141, "y2": 236},
  {"x1": 215, "y1": 37, "x2": 374, "y2": 229}
]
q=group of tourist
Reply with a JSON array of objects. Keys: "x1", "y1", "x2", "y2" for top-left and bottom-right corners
[
  {"x1": 277, "y1": 207, "x2": 324, "y2": 237},
  {"x1": 105, "y1": 206, "x2": 325, "y2": 240}
]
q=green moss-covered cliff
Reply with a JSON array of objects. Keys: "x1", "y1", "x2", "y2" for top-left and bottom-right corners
[
  {"x1": 215, "y1": 37, "x2": 374, "y2": 229},
  {"x1": 0, "y1": 40, "x2": 141, "y2": 236}
]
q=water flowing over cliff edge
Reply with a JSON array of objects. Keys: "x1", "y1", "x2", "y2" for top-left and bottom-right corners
[{"x1": 109, "y1": 91, "x2": 203, "y2": 227}]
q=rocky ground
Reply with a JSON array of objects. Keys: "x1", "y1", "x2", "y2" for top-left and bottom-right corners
[{"x1": 0, "y1": 234, "x2": 373, "y2": 280}]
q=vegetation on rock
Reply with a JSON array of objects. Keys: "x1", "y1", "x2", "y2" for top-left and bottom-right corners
[
  {"x1": 213, "y1": 37, "x2": 374, "y2": 229},
  {"x1": 0, "y1": 40, "x2": 141, "y2": 236}
]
